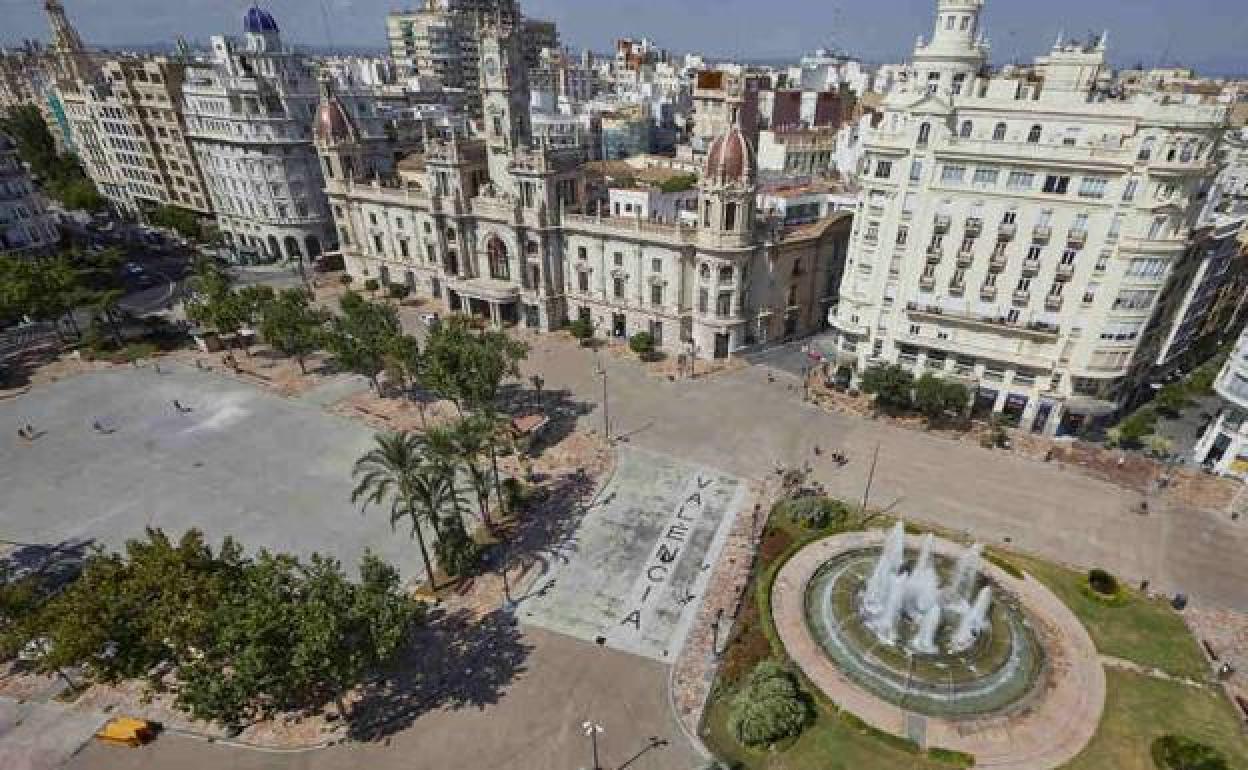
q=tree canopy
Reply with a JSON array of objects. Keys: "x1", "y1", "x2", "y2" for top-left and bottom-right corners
[
  {"x1": 860, "y1": 364, "x2": 916, "y2": 413},
  {"x1": 258, "y1": 288, "x2": 327, "y2": 373},
  {"x1": 0, "y1": 105, "x2": 105, "y2": 212},
  {"x1": 420, "y1": 315, "x2": 528, "y2": 413},
  {"x1": 322, "y1": 291, "x2": 404, "y2": 392},
  {"x1": 0, "y1": 528, "x2": 421, "y2": 726}
]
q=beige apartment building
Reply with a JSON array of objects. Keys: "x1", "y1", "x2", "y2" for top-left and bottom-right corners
[
  {"x1": 827, "y1": 0, "x2": 1229, "y2": 436},
  {"x1": 44, "y1": 0, "x2": 208, "y2": 216}
]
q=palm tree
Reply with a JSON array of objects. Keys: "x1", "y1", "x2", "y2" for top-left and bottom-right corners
[
  {"x1": 352, "y1": 431, "x2": 444, "y2": 591},
  {"x1": 449, "y1": 416, "x2": 496, "y2": 531}
]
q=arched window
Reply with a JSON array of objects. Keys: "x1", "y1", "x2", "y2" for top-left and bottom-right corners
[
  {"x1": 446, "y1": 227, "x2": 457, "y2": 241},
  {"x1": 526, "y1": 240, "x2": 539, "y2": 256},
  {"x1": 1179, "y1": 142, "x2": 1194, "y2": 163},
  {"x1": 487, "y1": 236, "x2": 509, "y2": 281},
  {"x1": 959, "y1": 120, "x2": 973, "y2": 138},
  {"x1": 699, "y1": 263, "x2": 711, "y2": 282},
  {"x1": 1138, "y1": 137, "x2": 1155, "y2": 161},
  {"x1": 1027, "y1": 125, "x2": 1042, "y2": 144},
  {"x1": 718, "y1": 266, "x2": 734, "y2": 284},
  {"x1": 917, "y1": 122, "x2": 931, "y2": 146},
  {"x1": 992, "y1": 122, "x2": 1007, "y2": 141}
]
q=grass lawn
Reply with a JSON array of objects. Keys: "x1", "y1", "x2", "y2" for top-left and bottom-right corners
[
  {"x1": 1063, "y1": 668, "x2": 1248, "y2": 770},
  {"x1": 703, "y1": 693, "x2": 957, "y2": 770},
  {"x1": 1001, "y1": 551, "x2": 1211, "y2": 682}
]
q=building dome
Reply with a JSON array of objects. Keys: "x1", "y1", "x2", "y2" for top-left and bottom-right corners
[
  {"x1": 243, "y1": 6, "x2": 279, "y2": 35},
  {"x1": 704, "y1": 125, "x2": 753, "y2": 183}
]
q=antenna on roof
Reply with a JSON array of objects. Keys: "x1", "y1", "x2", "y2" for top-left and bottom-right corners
[{"x1": 319, "y1": 0, "x2": 335, "y2": 52}]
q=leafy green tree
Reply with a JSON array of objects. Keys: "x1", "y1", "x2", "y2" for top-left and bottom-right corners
[
  {"x1": 728, "y1": 661, "x2": 811, "y2": 747},
  {"x1": 148, "y1": 205, "x2": 202, "y2": 240},
  {"x1": 322, "y1": 291, "x2": 402, "y2": 392},
  {"x1": 568, "y1": 317, "x2": 594, "y2": 346},
  {"x1": 90, "y1": 289, "x2": 126, "y2": 348},
  {"x1": 382, "y1": 331, "x2": 421, "y2": 396},
  {"x1": 352, "y1": 432, "x2": 443, "y2": 590},
  {"x1": 860, "y1": 364, "x2": 915, "y2": 413},
  {"x1": 388, "y1": 282, "x2": 411, "y2": 301},
  {"x1": 258, "y1": 289, "x2": 326, "y2": 374},
  {"x1": 629, "y1": 331, "x2": 656, "y2": 360},
  {"x1": 420, "y1": 315, "x2": 528, "y2": 414},
  {"x1": 1153, "y1": 383, "x2": 1192, "y2": 418},
  {"x1": 1, "y1": 106, "x2": 105, "y2": 212},
  {"x1": 914, "y1": 373, "x2": 969, "y2": 424},
  {"x1": 1151, "y1": 734, "x2": 1229, "y2": 770}
]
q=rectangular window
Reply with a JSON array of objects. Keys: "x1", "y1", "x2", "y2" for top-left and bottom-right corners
[
  {"x1": 875, "y1": 160, "x2": 893, "y2": 179},
  {"x1": 1078, "y1": 177, "x2": 1108, "y2": 199},
  {"x1": 578, "y1": 271, "x2": 589, "y2": 292},
  {"x1": 941, "y1": 165, "x2": 966, "y2": 184},
  {"x1": 1127, "y1": 258, "x2": 1167, "y2": 278},
  {"x1": 613, "y1": 252, "x2": 624, "y2": 267},
  {"x1": 373, "y1": 235, "x2": 384, "y2": 255},
  {"x1": 1042, "y1": 175, "x2": 1071, "y2": 194},
  {"x1": 1112, "y1": 289, "x2": 1157, "y2": 311},
  {"x1": 698, "y1": 289, "x2": 709, "y2": 314},
  {"x1": 972, "y1": 168, "x2": 999, "y2": 186},
  {"x1": 1122, "y1": 178, "x2": 1139, "y2": 202},
  {"x1": 613, "y1": 276, "x2": 625, "y2": 299},
  {"x1": 651, "y1": 283, "x2": 663, "y2": 305},
  {"x1": 716, "y1": 292, "x2": 732, "y2": 316},
  {"x1": 896, "y1": 226, "x2": 909, "y2": 246},
  {"x1": 1027, "y1": 245, "x2": 1042, "y2": 260},
  {"x1": 1006, "y1": 171, "x2": 1034, "y2": 190},
  {"x1": 651, "y1": 258, "x2": 662, "y2": 272},
  {"x1": 909, "y1": 160, "x2": 923, "y2": 182}
]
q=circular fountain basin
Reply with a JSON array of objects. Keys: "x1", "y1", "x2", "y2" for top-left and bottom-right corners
[{"x1": 804, "y1": 548, "x2": 1043, "y2": 718}]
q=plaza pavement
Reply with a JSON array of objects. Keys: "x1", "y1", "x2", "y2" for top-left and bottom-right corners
[
  {"x1": 0, "y1": 365, "x2": 416, "y2": 580},
  {"x1": 517, "y1": 335, "x2": 1248, "y2": 612},
  {"x1": 64, "y1": 627, "x2": 698, "y2": 770}
]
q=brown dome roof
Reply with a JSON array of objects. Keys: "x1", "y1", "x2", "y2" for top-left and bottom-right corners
[
  {"x1": 315, "y1": 97, "x2": 357, "y2": 145},
  {"x1": 705, "y1": 126, "x2": 753, "y2": 183}
]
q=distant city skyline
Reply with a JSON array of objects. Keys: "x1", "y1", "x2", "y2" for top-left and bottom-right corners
[{"x1": 2, "y1": 0, "x2": 1246, "y2": 75}]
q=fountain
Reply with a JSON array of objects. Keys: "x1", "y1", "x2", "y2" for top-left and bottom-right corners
[
  {"x1": 951, "y1": 586, "x2": 993, "y2": 652},
  {"x1": 802, "y1": 527, "x2": 1044, "y2": 718}
]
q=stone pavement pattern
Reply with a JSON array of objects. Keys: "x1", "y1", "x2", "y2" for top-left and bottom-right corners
[
  {"x1": 519, "y1": 445, "x2": 746, "y2": 662},
  {"x1": 771, "y1": 530, "x2": 1106, "y2": 770}
]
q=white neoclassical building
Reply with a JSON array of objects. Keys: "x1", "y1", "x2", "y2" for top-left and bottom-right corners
[
  {"x1": 0, "y1": 132, "x2": 59, "y2": 258},
  {"x1": 1194, "y1": 321, "x2": 1248, "y2": 478},
  {"x1": 181, "y1": 7, "x2": 335, "y2": 263},
  {"x1": 317, "y1": 18, "x2": 850, "y2": 359},
  {"x1": 827, "y1": 0, "x2": 1230, "y2": 435}
]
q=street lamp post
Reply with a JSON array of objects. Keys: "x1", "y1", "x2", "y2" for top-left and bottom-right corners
[{"x1": 581, "y1": 721, "x2": 604, "y2": 770}]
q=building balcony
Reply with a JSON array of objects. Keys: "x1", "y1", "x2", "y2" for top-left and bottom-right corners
[
  {"x1": 1067, "y1": 228, "x2": 1088, "y2": 247},
  {"x1": 1046, "y1": 294, "x2": 1064, "y2": 311},
  {"x1": 980, "y1": 284, "x2": 998, "y2": 300},
  {"x1": 964, "y1": 218, "x2": 983, "y2": 237},
  {"x1": 933, "y1": 214, "x2": 951, "y2": 234},
  {"x1": 956, "y1": 250, "x2": 974, "y2": 268},
  {"x1": 1056, "y1": 263, "x2": 1075, "y2": 281},
  {"x1": 1022, "y1": 257, "x2": 1041, "y2": 275},
  {"x1": 998, "y1": 221, "x2": 1017, "y2": 240},
  {"x1": 926, "y1": 246, "x2": 943, "y2": 262},
  {"x1": 989, "y1": 253, "x2": 1008, "y2": 271},
  {"x1": 919, "y1": 274, "x2": 936, "y2": 290},
  {"x1": 948, "y1": 281, "x2": 966, "y2": 296},
  {"x1": 1013, "y1": 289, "x2": 1031, "y2": 305},
  {"x1": 1032, "y1": 225, "x2": 1052, "y2": 243}
]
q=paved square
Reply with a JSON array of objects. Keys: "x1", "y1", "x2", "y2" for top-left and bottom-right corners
[
  {"x1": 519, "y1": 446, "x2": 746, "y2": 661},
  {"x1": 0, "y1": 365, "x2": 423, "y2": 579}
]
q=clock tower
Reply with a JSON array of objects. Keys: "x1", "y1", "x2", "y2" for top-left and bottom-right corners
[{"x1": 479, "y1": 18, "x2": 532, "y2": 152}]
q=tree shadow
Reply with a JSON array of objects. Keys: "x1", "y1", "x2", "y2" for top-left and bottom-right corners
[
  {"x1": 503, "y1": 468, "x2": 599, "y2": 597},
  {"x1": 495, "y1": 382, "x2": 593, "y2": 453},
  {"x1": 345, "y1": 606, "x2": 532, "y2": 740}
]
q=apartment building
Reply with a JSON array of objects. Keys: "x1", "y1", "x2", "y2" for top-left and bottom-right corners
[
  {"x1": 0, "y1": 132, "x2": 59, "y2": 258},
  {"x1": 319, "y1": 18, "x2": 850, "y2": 359},
  {"x1": 44, "y1": 1, "x2": 208, "y2": 216},
  {"x1": 827, "y1": 0, "x2": 1228, "y2": 436},
  {"x1": 181, "y1": 7, "x2": 339, "y2": 262}
]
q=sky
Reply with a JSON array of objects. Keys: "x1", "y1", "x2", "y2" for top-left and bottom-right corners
[{"x1": 2, "y1": 0, "x2": 1247, "y2": 75}]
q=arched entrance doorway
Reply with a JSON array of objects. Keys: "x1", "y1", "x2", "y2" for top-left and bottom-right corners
[
  {"x1": 305, "y1": 235, "x2": 322, "y2": 258},
  {"x1": 266, "y1": 235, "x2": 281, "y2": 260},
  {"x1": 284, "y1": 236, "x2": 302, "y2": 259},
  {"x1": 486, "y1": 236, "x2": 509, "y2": 281}
]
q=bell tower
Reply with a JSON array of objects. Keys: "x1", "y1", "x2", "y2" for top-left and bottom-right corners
[{"x1": 479, "y1": 17, "x2": 531, "y2": 152}]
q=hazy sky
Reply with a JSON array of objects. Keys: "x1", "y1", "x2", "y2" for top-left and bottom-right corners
[{"x1": 3, "y1": 0, "x2": 1246, "y2": 74}]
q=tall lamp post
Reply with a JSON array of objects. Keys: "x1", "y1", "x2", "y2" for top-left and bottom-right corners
[
  {"x1": 581, "y1": 721, "x2": 604, "y2": 770},
  {"x1": 591, "y1": 320, "x2": 610, "y2": 440}
]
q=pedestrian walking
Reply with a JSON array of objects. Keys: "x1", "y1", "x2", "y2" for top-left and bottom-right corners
[
  {"x1": 172, "y1": 399, "x2": 185, "y2": 413},
  {"x1": 17, "y1": 426, "x2": 29, "y2": 441},
  {"x1": 92, "y1": 419, "x2": 104, "y2": 433}
]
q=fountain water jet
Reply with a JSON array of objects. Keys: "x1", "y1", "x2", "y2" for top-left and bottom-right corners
[
  {"x1": 869, "y1": 572, "x2": 908, "y2": 643},
  {"x1": 863, "y1": 523, "x2": 906, "y2": 614},
  {"x1": 910, "y1": 605, "x2": 943, "y2": 654},
  {"x1": 950, "y1": 543, "x2": 983, "y2": 604},
  {"x1": 951, "y1": 586, "x2": 993, "y2": 652}
]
